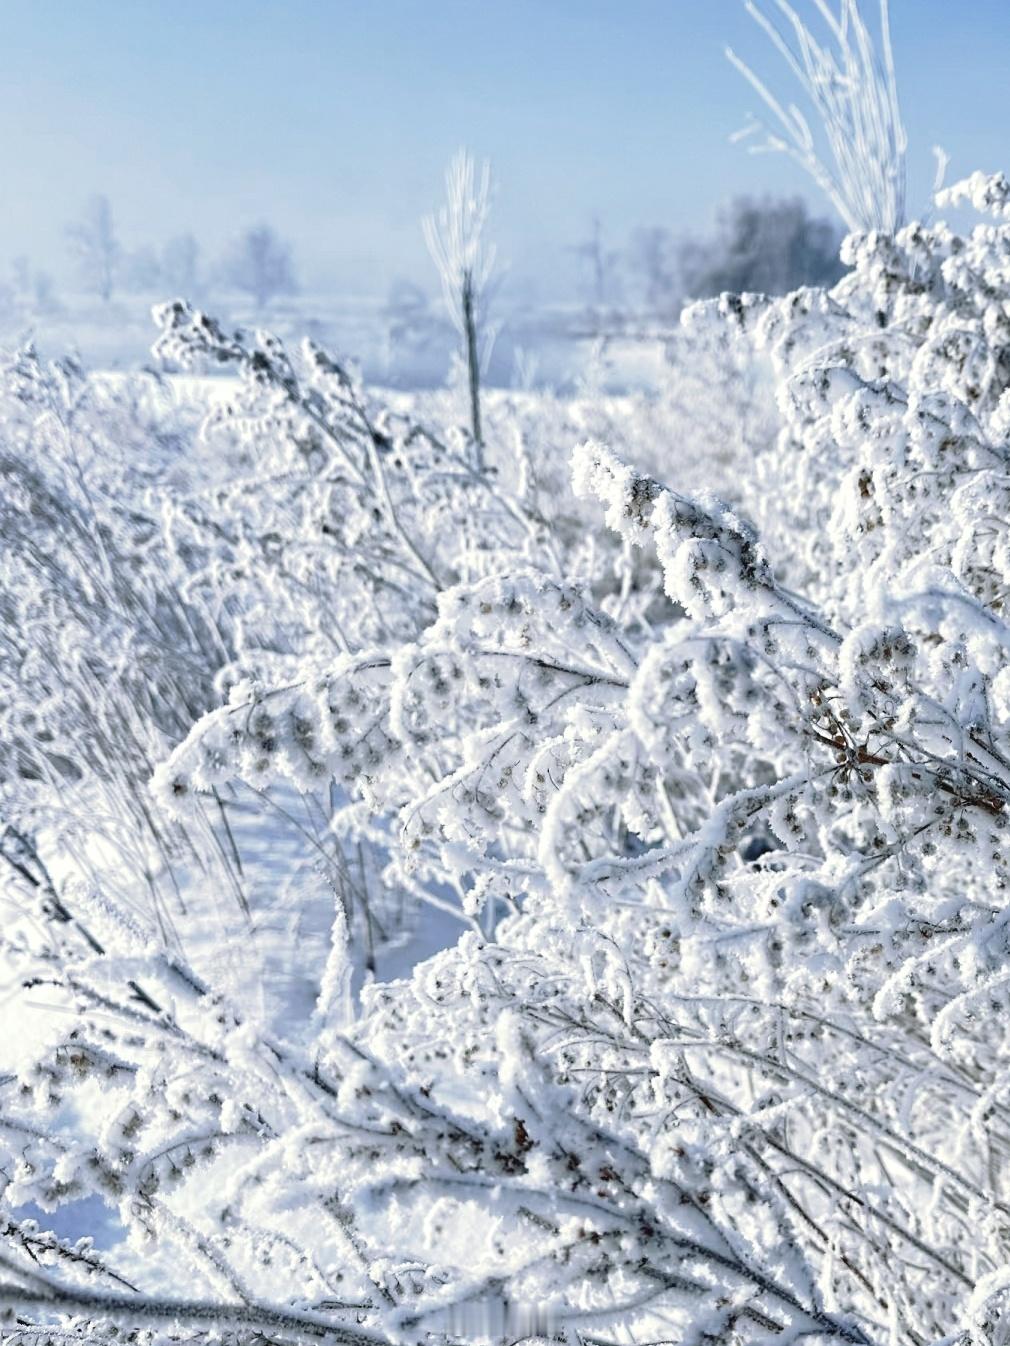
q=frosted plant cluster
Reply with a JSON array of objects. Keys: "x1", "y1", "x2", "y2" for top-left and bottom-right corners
[
  {"x1": 5, "y1": 176, "x2": 1010, "y2": 1346},
  {"x1": 0, "y1": 351, "x2": 245, "y2": 932}
]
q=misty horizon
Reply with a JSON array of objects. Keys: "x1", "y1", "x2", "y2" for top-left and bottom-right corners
[{"x1": 3, "y1": 0, "x2": 1007, "y2": 303}]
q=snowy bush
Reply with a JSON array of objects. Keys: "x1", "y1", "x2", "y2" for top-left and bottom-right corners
[
  {"x1": 7, "y1": 175, "x2": 1010, "y2": 1345},
  {"x1": 0, "y1": 349, "x2": 236, "y2": 901}
]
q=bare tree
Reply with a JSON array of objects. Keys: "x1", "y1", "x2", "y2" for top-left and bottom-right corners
[
  {"x1": 10, "y1": 254, "x2": 59, "y2": 313},
  {"x1": 423, "y1": 150, "x2": 495, "y2": 470},
  {"x1": 66, "y1": 194, "x2": 120, "y2": 302},
  {"x1": 570, "y1": 216, "x2": 623, "y2": 332},
  {"x1": 677, "y1": 194, "x2": 844, "y2": 300},
  {"x1": 224, "y1": 224, "x2": 296, "y2": 310}
]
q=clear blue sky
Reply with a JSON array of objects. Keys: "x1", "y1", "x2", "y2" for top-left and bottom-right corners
[{"x1": 0, "y1": 0, "x2": 1006, "y2": 296}]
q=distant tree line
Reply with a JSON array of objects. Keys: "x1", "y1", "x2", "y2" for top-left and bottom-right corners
[
  {"x1": 3, "y1": 191, "x2": 844, "y2": 338},
  {"x1": 61, "y1": 194, "x2": 298, "y2": 309},
  {"x1": 570, "y1": 194, "x2": 845, "y2": 333}
]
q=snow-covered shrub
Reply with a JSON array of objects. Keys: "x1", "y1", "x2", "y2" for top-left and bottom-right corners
[
  {"x1": 151, "y1": 301, "x2": 523, "y2": 660},
  {"x1": 0, "y1": 355, "x2": 303, "y2": 1094},
  {"x1": 9, "y1": 176, "x2": 1010, "y2": 1345},
  {"x1": 144, "y1": 303, "x2": 670, "y2": 967},
  {"x1": 0, "y1": 349, "x2": 232, "y2": 882},
  {"x1": 652, "y1": 313, "x2": 780, "y2": 489}
]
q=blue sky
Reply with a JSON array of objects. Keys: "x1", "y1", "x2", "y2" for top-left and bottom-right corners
[{"x1": 1, "y1": 0, "x2": 1007, "y2": 296}]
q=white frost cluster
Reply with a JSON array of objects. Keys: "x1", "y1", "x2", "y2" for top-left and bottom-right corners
[{"x1": 6, "y1": 175, "x2": 1010, "y2": 1345}]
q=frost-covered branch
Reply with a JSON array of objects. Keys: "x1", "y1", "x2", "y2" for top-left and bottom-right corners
[{"x1": 728, "y1": 0, "x2": 907, "y2": 233}]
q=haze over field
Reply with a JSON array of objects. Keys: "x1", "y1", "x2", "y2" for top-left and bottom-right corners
[{"x1": 0, "y1": 0, "x2": 1005, "y2": 299}]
